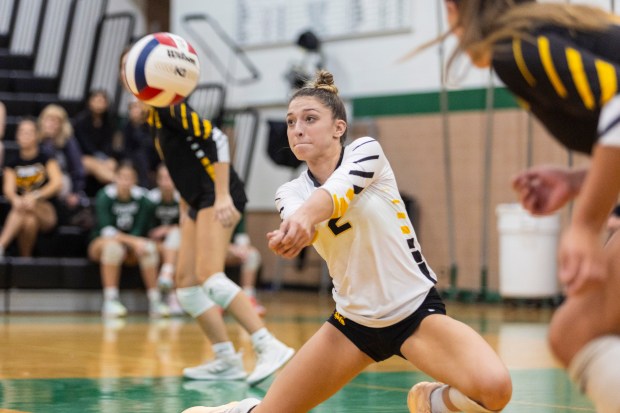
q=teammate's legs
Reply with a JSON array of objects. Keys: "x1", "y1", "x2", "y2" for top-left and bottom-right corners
[
  {"x1": 195, "y1": 207, "x2": 294, "y2": 384},
  {"x1": 401, "y1": 314, "x2": 512, "y2": 412},
  {"x1": 176, "y1": 212, "x2": 246, "y2": 380},
  {"x1": 175, "y1": 213, "x2": 229, "y2": 343},
  {"x1": 548, "y1": 231, "x2": 620, "y2": 413},
  {"x1": 194, "y1": 207, "x2": 262, "y2": 332}
]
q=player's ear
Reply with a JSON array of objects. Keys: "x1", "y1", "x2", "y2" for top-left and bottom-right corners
[{"x1": 334, "y1": 119, "x2": 347, "y2": 139}]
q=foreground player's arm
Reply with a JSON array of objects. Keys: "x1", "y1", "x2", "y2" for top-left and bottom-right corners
[
  {"x1": 510, "y1": 31, "x2": 620, "y2": 292},
  {"x1": 271, "y1": 137, "x2": 387, "y2": 257}
]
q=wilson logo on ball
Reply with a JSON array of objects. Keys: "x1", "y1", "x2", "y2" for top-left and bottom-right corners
[{"x1": 124, "y1": 32, "x2": 200, "y2": 108}]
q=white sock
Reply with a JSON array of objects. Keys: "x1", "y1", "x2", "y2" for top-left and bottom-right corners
[
  {"x1": 159, "y1": 263, "x2": 174, "y2": 279},
  {"x1": 569, "y1": 335, "x2": 620, "y2": 413},
  {"x1": 212, "y1": 341, "x2": 236, "y2": 358},
  {"x1": 147, "y1": 288, "x2": 161, "y2": 303},
  {"x1": 448, "y1": 387, "x2": 494, "y2": 412},
  {"x1": 431, "y1": 385, "x2": 451, "y2": 413},
  {"x1": 251, "y1": 327, "x2": 272, "y2": 347},
  {"x1": 104, "y1": 287, "x2": 119, "y2": 301}
]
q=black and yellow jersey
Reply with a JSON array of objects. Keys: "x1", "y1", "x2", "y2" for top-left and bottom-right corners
[
  {"x1": 492, "y1": 24, "x2": 620, "y2": 154},
  {"x1": 147, "y1": 102, "x2": 247, "y2": 212}
]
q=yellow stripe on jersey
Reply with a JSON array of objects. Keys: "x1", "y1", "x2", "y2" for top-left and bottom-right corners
[
  {"x1": 339, "y1": 197, "x2": 349, "y2": 215},
  {"x1": 595, "y1": 59, "x2": 618, "y2": 105},
  {"x1": 332, "y1": 194, "x2": 340, "y2": 219},
  {"x1": 154, "y1": 136, "x2": 164, "y2": 160},
  {"x1": 391, "y1": 199, "x2": 401, "y2": 204},
  {"x1": 191, "y1": 111, "x2": 201, "y2": 137},
  {"x1": 154, "y1": 111, "x2": 162, "y2": 128},
  {"x1": 202, "y1": 120, "x2": 212, "y2": 139},
  {"x1": 516, "y1": 97, "x2": 530, "y2": 110},
  {"x1": 147, "y1": 109, "x2": 155, "y2": 126},
  {"x1": 180, "y1": 103, "x2": 189, "y2": 130},
  {"x1": 200, "y1": 157, "x2": 215, "y2": 180},
  {"x1": 397, "y1": 212, "x2": 406, "y2": 219},
  {"x1": 346, "y1": 188, "x2": 354, "y2": 201},
  {"x1": 538, "y1": 36, "x2": 568, "y2": 98},
  {"x1": 169, "y1": 106, "x2": 175, "y2": 118},
  {"x1": 566, "y1": 48, "x2": 595, "y2": 110},
  {"x1": 513, "y1": 38, "x2": 536, "y2": 87},
  {"x1": 401, "y1": 226, "x2": 411, "y2": 235}
]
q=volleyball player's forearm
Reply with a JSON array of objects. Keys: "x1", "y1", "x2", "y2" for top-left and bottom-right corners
[
  {"x1": 212, "y1": 162, "x2": 231, "y2": 197},
  {"x1": 294, "y1": 188, "x2": 334, "y2": 227},
  {"x1": 572, "y1": 147, "x2": 620, "y2": 230}
]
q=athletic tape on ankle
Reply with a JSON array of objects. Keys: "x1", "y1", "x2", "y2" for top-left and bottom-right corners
[
  {"x1": 101, "y1": 241, "x2": 126, "y2": 265},
  {"x1": 203, "y1": 272, "x2": 241, "y2": 309},
  {"x1": 568, "y1": 335, "x2": 620, "y2": 413},
  {"x1": 176, "y1": 285, "x2": 216, "y2": 317},
  {"x1": 163, "y1": 227, "x2": 180, "y2": 250},
  {"x1": 139, "y1": 241, "x2": 160, "y2": 268},
  {"x1": 448, "y1": 387, "x2": 495, "y2": 413}
]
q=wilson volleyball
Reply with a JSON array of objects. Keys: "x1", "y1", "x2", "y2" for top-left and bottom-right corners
[{"x1": 124, "y1": 32, "x2": 200, "y2": 107}]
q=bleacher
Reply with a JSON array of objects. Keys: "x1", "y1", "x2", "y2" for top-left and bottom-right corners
[{"x1": 0, "y1": 0, "x2": 137, "y2": 312}]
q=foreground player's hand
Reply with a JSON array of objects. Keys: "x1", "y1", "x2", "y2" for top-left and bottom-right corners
[
  {"x1": 512, "y1": 166, "x2": 576, "y2": 215},
  {"x1": 268, "y1": 217, "x2": 314, "y2": 259},
  {"x1": 214, "y1": 195, "x2": 239, "y2": 227},
  {"x1": 558, "y1": 225, "x2": 606, "y2": 296}
]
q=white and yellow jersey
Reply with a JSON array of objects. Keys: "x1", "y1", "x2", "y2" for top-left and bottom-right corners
[{"x1": 275, "y1": 137, "x2": 437, "y2": 328}]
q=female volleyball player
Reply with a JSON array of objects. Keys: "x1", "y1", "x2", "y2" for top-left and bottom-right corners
[
  {"x1": 182, "y1": 71, "x2": 512, "y2": 413},
  {"x1": 120, "y1": 50, "x2": 293, "y2": 386},
  {"x1": 435, "y1": 2, "x2": 620, "y2": 412}
]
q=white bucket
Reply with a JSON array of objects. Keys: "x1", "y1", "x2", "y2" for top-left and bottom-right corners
[{"x1": 496, "y1": 203, "x2": 561, "y2": 298}]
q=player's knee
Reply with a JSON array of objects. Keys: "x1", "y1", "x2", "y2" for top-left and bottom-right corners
[
  {"x1": 176, "y1": 285, "x2": 215, "y2": 318},
  {"x1": 202, "y1": 272, "x2": 241, "y2": 309},
  {"x1": 163, "y1": 227, "x2": 180, "y2": 250},
  {"x1": 138, "y1": 241, "x2": 159, "y2": 269},
  {"x1": 548, "y1": 305, "x2": 579, "y2": 366},
  {"x1": 101, "y1": 241, "x2": 126, "y2": 265},
  {"x1": 475, "y1": 370, "x2": 512, "y2": 411}
]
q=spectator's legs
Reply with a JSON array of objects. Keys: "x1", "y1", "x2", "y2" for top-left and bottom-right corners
[
  {"x1": 0, "y1": 208, "x2": 26, "y2": 254},
  {"x1": 16, "y1": 214, "x2": 38, "y2": 256},
  {"x1": 136, "y1": 240, "x2": 169, "y2": 317},
  {"x1": 82, "y1": 155, "x2": 116, "y2": 184},
  {"x1": 89, "y1": 237, "x2": 127, "y2": 317}
]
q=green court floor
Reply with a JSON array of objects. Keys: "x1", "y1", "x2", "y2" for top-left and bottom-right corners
[{"x1": 0, "y1": 369, "x2": 593, "y2": 412}]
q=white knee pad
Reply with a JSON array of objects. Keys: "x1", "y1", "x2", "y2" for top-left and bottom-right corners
[
  {"x1": 202, "y1": 272, "x2": 241, "y2": 309},
  {"x1": 176, "y1": 285, "x2": 216, "y2": 318},
  {"x1": 242, "y1": 249, "x2": 261, "y2": 272},
  {"x1": 139, "y1": 241, "x2": 160, "y2": 269},
  {"x1": 569, "y1": 335, "x2": 620, "y2": 413},
  {"x1": 163, "y1": 226, "x2": 180, "y2": 250},
  {"x1": 101, "y1": 241, "x2": 126, "y2": 265}
]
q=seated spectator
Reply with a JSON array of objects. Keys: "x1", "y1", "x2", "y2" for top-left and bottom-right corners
[
  {"x1": 88, "y1": 160, "x2": 169, "y2": 318},
  {"x1": 0, "y1": 118, "x2": 62, "y2": 257},
  {"x1": 227, "y1": 214, "x2": 266, "y2": 316},
  {"x1": 73, "y1": 90, "x2": 119, "y2": 186},
  {"x1": 123, "y1": 100, "x2": 159, "y2": 188},
  {"x1": 0, "y1": 100, "x2": 6, "y2": 167},
  {"x1": 38, "y1": 104, "x2": 89, "y2": 223},
  {"x1": 147, "y1": 164, "x2": 182, "y2": 314}
]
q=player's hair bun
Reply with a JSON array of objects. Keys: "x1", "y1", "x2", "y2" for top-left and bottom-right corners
[{"x1": 311, "y1": 70, "x2": 339, "y2": 94}]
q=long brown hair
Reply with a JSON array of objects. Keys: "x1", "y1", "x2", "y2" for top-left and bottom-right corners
[{"x1": 451, "y1": 0, "x2": 614, "y2": 66}]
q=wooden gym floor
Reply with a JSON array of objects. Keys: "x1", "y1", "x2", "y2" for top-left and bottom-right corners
[{"x1": 0, "y1": 291, "x2": 593, "y2": 412}]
